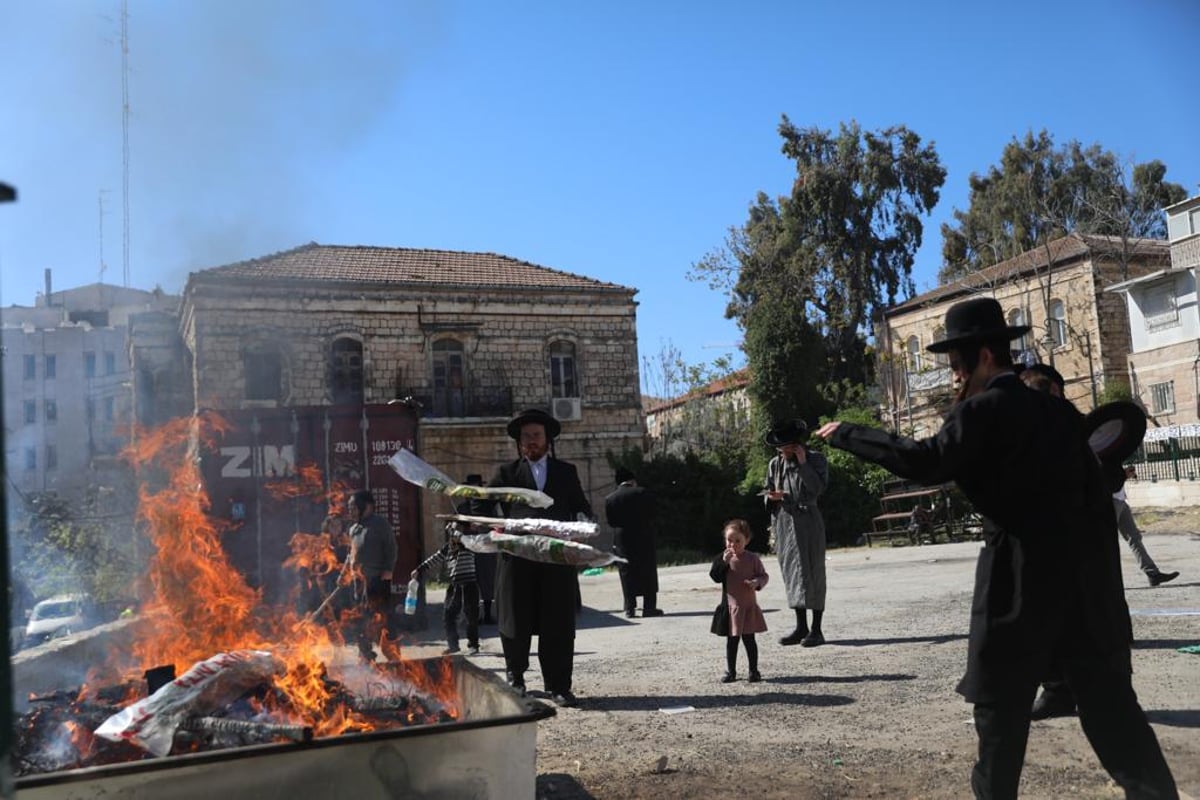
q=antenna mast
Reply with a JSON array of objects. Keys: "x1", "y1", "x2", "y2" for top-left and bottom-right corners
[
  {"x1": 121, "y1": 0, "x2": 130, "y2": 288},
  {"x1": 98, "y1": 190, "x2": 109, "y2": 282}
]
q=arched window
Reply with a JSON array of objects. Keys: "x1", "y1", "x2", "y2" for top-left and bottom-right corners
[
  {"x1": 906, "y1": 336, "x2": 922, "y2": 372},
  {"x1": 330, "y1": 337, "x2": 364, "y2": 405},
  {"x1": 549, "y1": 340, "x2": 578, "y2": 398},
  {"x1": 931, "y1": 326, "x2": 947, "y2": 366},
  {"x1": 432, "y1": 338, "x2": 466, "y2": 417},
  {"x1": 1048, "y1": 300, "x2": 1067, "y2": 347},
  {"x1": 1007, "y1": 308, "x2": 1029, "y2": 352},
  {"x1": 244, "y1": 342, "x2": 282, "y2": 401}
]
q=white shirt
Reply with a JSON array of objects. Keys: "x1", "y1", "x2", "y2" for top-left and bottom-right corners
[{"x1": 528, "y1": 455, "x2": 548, "y2": 491}]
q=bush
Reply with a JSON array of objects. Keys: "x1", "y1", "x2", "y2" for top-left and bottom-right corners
[{"x1": 811, "y1": 407, "x2": 892, "y2": 547}]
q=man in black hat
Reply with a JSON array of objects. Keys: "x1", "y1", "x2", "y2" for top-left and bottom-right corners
[
  {"x1": 605, "y1": 466, "x2": 662, "y2": 618},
  {"x1": 487, "y1": 408, "x2": 592, "y2": 707},
  {"x1": 814, "y1": 297, "x2": 1176, "y2": 799},
  {"x1": 348, "y1": 489, "x2": 397, "y2": 661},
  {"x1": 763, "y1": 419, "x2": 830, "y2": 646}
]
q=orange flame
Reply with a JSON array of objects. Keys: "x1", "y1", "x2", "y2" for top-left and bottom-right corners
[{"x1": 110, "y1": 412, "x2": 459, "y2": 740}]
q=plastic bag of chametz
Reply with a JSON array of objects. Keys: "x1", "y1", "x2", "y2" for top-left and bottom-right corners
[
  {"x1": 461, "y1": 532, "x2": 626, "y2": 567},
  {"x1": 95, "y1": 650, "x2": 285, "y2": 757}
]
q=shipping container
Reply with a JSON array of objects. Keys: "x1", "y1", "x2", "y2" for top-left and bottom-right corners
[{"x1": 195, "y1": 404, "x2": 422, "y2": 606}]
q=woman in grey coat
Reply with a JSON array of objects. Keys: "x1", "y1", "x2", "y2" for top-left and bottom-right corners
[{"x1": 763, "y1": 419, "x2": 829, "y2": 647}]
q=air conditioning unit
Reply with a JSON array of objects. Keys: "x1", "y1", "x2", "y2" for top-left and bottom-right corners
[{"x1": 551, "y1": 396, "x2": 582, "y2": 422}]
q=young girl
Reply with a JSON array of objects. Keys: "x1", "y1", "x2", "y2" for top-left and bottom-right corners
[{"x1": 710, "y1": 519, "x2": 768, "y2": 682}]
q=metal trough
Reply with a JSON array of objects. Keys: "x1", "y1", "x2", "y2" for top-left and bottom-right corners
[{"x1": 14, "y1": 657, "x2": 553, "y2": 799}]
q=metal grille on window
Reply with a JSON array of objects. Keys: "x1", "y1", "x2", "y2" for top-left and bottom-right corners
[
  {"x1": 1149, "y1": 381, "x2": 1175, "y2": 415},
  {"x1": 1143, "y1": 286, "x2": 1179, "y2": 333}
]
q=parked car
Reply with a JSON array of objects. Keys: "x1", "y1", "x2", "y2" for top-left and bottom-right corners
[{"x1": 21, "y1": 594, "x2": 87, "y2": 650}]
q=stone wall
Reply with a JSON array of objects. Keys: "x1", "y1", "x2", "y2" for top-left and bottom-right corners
[
  {"x1": 1127, "y1": 339, "x2": 1200, "y2": 426},
  {"x1": 175, "y1": 281, "x2": 645, "y2": 560}
]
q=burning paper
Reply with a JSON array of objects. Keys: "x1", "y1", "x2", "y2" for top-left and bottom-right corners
[
  {"x1": 461, "y1": 531, "x2": 625, "y2": 567},
  {"x1": 95, "y1": 650, "x2": 285, "y2": 757},
  {"x1": 388, "y1": 448, "x2": 553, "y2": 509},
  {"x1": 438, "y1": 513, "x2": 598, "y2": 541}
]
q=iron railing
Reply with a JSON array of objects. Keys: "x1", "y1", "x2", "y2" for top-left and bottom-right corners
[
  {"x1": 402, "y1": 384, "x2": 513, "y2": 420},
  {"x1": 1127, "y1": 433, "x2": 1200, "y2": 482}
]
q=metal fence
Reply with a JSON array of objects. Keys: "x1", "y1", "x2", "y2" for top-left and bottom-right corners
[{"x1": 1127, "y1": 433, "x2": 1200, "y2": 482}]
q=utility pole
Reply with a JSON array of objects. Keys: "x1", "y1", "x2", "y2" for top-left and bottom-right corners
[{"x1": 121, "y1": 0, "x2": 131, "y2": 288}]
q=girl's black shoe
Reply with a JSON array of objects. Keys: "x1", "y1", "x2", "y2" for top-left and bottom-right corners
[
  {"x1": 748, "y1": 670, "x2": 762, "y2": 683},
  {"x1": 720, "y1": 671, "x2": 737, "y2": 683}
]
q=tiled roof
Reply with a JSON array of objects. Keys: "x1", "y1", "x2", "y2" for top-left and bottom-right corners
[
  {"x1": 190, "y1": 243, "x2": 633, "y2": 294},
  {"x1": 646, "y1": 368, "x2": 750, "y2": 414},
  {"x1": 886, "y1": 234, "x2": 1170, "y2": 316}
]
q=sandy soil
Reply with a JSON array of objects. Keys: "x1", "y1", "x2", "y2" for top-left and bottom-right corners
[{"x1": 412, "y1": 508, "x2": 1200, "y2": 799}]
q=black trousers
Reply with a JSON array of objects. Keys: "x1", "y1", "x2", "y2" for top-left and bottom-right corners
[
  {"x1": 971, "y1": 661, "x2": 1176, "y2": 799},
  {"x1": 444, "y1": 582, "x2": 480, "y2": 648},
  {"x1": 355, "y1": 576, "x2": 391, "y2": 658},
  {"x1": 501, "y1": 632, "x2": 574, "y2": 694}
]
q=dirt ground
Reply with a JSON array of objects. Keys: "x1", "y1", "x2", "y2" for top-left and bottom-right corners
[{"x1": 412, "y1": 508, "x2": 1200, "y2": 799}]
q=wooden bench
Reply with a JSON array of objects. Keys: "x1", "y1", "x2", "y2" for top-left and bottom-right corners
[{"x1": 864, "y1": 486, "x2": 953, "y2": 547}]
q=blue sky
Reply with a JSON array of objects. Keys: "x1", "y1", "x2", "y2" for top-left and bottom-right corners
[{"x1": 2, "y1": 0, "x2": 1198, "y2": 395}]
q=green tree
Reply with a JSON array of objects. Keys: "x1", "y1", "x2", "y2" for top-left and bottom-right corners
[
  {"x1": 940, "y1": 130, "x2": 1188, "y2": 283},
  {"x1": 692, "y1": 118, "x2": 946, "y2": 421}
]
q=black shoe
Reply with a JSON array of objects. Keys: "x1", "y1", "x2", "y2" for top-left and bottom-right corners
[
  {"x1": 1148, "y1": 570, "x2": 1179, "y2": 587},
  {"x1": 1030, "y1": 692, "x2": 1076, "y2": 720},
  {"x1": 780, "y1": 629, "x2": 809, "y2": 646},
  {"x1": 800, "y1": 631, "x2": 825, "y2": 648},
  {"x1": 443, "y1": 644, "x2": 461, "y2": 655},
  {"x1": 551, "y1": 690, "x2": 578, "y2": 708},
  {"x1": 642, "y1": 608, "x2": 665, "y2": 617},
  {"x1": 748, "y1": 670, "x2": 762, "y2": 683},
  {"x1": 721, "y1": 671, "x2": 737, "y2": 683},
  {"x1": 507, "y1": 672, "x2": 527, "y2": 696},
  {"x1": 624, "y1": 608, "x2": 636, "y2": 618}
]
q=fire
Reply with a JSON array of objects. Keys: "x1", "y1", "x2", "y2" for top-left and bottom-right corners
[{"x1": 107, "y1": 411, "x2": 459, "y2": 743}]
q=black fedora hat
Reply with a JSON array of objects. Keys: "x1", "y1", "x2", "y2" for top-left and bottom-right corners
[
  {"x1": 764, "y1": 419, "x2": 809, "y2": 447},
  {"x1": 926, "y1": 297, "x2": 1031, "y2": 354},
  {"x1": 1084, "y1": 401, "x2": 1146, "y2": 464},
  {"x1": 506, "y1": 407, "x2": 562, "y2": 440}
]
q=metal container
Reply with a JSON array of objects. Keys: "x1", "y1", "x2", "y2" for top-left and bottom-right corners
[{"x1": 15, "y1": 658, "x2": 553, "y2": 799}]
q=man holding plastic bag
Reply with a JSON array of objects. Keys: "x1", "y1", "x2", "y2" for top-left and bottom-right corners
[{"x1": 485, "y1": 408, "x2": 592, "y2": 708}]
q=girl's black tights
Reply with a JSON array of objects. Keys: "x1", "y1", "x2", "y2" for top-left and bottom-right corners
[{"x1": 726, "y1": 634, "x2": 758, "y2": 673}]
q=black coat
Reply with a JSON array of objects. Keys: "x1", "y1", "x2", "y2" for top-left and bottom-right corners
[
  {"x1": 605, "y1": 484, "x2": 659, "y2": 594},
  {"x1": 487, "y1": 457, "x2": 592, "y2": 640},
  {"x1": 829, "y1": 372, "x2": 1132, "y2": 703}
]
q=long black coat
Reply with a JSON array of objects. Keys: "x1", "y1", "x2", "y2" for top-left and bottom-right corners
[
  {"x1": 829, "y1": 372, "x2": 1132, "y2": 703},
  {"x1": 487, "y1": 457, "x2": 592, "y2": 640},
  {"x1": 605, "y1": 484, "x2": 658, "y2": 595}
]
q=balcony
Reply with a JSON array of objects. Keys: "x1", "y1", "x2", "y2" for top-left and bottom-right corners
[{"x1": 402, "y1": 384, "x2": 513, "y2": 420}]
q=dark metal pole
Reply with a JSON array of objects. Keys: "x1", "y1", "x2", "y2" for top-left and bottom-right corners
[{"x1": 1, "y1": 181, "x2": 20, "y2": 799}]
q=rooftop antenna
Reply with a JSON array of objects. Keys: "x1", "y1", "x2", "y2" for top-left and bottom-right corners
[{"x1": 121, "y1": 0, "x2": 131, "y2": 288}]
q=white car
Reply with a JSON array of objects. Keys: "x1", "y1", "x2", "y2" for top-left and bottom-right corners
[{"x1": 21, "y1": 594, "x2": 86, "y2": 650}]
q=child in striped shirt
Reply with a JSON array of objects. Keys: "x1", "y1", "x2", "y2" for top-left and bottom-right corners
[{"x1": 412, "y1": 522, "x2": 480, "y2": 655}]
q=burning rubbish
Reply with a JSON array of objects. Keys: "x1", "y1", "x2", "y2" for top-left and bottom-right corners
[{"x1": 11, "y1": 413, "x2": 465, "y2": 778}]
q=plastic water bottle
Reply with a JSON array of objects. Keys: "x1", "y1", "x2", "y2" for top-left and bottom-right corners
[{"x1": 404, "y1": 578, "x2": 419, "y2": 616}]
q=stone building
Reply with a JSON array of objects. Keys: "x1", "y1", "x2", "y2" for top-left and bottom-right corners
[
  {"x1": 130, "y1": 243, "x2": 644, "y2": 558},
  {"x1": 878, "y1": 234, "x2": 1170, "y2": 437},
  {"x1": 644, "y1": 368, "x2": 751, "y2": 456},
  {"x1": 1, "y1": 275, "x2": 177, "y2": 498},
  {"x1": 1106, "y1": 195, "x2": 1200, "y2": 429}
]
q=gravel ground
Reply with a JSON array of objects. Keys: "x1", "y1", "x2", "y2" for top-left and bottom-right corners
[{"x1": 410, "y1": 510, "x2": 1200, "y2": 799}]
